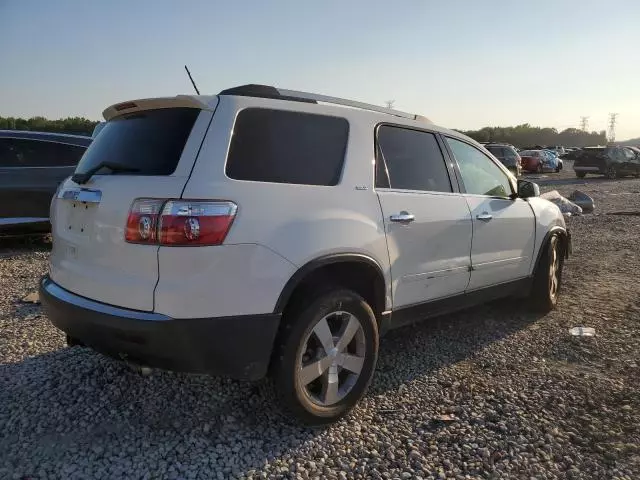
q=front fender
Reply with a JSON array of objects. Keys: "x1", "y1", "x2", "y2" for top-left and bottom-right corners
[{"x1": 527, "y1": 197, "x2": 569, "y2": 273}]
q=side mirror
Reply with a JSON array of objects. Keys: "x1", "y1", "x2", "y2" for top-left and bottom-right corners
[{"x1": 517, "y1": 179, "x2": 540, "y2": 198}]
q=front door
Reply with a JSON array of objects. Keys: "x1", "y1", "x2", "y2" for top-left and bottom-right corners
[
  {"x1": 444, "y1": 136, "x2": 536, "y2": 291},
  {"x1": 375, "y1": 125, "x2": 472, "y2": 309}
]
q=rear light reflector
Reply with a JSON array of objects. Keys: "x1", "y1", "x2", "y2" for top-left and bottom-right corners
[{"x1": 125, "y1": 199, "x2": 237, "y2": 246}]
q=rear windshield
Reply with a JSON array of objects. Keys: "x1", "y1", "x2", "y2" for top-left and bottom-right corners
[
  {"x1": 74, "y1": 108, "x2": 199, "y2": 176},
  {"x1": 225, "y1": 108, "x2": 349, "y2": 186}
]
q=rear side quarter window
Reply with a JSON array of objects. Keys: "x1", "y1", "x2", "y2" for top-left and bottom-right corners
[{"x1": 225, "y1": 108, "x2": 349, "y2": 186}]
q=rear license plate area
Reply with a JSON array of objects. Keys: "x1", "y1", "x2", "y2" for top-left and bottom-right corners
[{"x1": 65, "y1": 201, "x2": 96, "y2": 236}]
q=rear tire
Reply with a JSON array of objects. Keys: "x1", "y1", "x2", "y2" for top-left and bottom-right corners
[
  {"x1": 536, "y1": 163, "x2": 543, "y2": 174},
  {"x1": 576, "y1": 172, "x2": 586, "y2": 178},
  {"x1": 273, "y1": 289, "x2": 379, "y2": 425},
  {"x1": 66, "y1": 334, "x2": 84, "y2": 347},
  {"x1": 606, "y1": 165, "x2": 618, "y2": 179},
  {"x1": 529, "y1": 234, "x2": 563, "y2": 312}
]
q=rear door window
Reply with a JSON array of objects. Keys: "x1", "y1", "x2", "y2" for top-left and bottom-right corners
[
  {"x1": 376, "y1": 126, "x2": 452, "y2": 192},
  {"x1": 486, "y1": 146, "x2": 505, "y2": 158},
  {"x1": 74, "y1": 108, "x2": 200, "y2": 176},
  {"x1": 0, "y1": 138, "x2": 85, "y2": 167},
  {"x1": 226, "y1": 109, "x2": 349, "y2": 186}
]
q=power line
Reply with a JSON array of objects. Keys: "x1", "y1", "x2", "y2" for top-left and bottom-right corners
[
  {"x1": 580, "y1": 116, "x2": 589, "y2": 132},
  {"x1": 608, "y1": 113, "x2": 618, "y2": 143}
]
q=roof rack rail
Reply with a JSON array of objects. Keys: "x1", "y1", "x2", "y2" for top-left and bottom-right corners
[{"x1": 218, "y1": 84, "x2": 431, "y2": 123}]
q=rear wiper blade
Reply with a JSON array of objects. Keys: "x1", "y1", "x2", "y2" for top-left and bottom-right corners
[{"x1": 71, "y1": 161, "x2": 140, "y2": 185}]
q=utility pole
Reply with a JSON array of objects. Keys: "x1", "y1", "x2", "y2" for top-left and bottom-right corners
[
  {"x1": 608, "y1": 113, "x2": 618, "y2": 143},
  {"x1": 579, "y1": 116, "x2": 589, "y2": 132},
  {"x1": 384, "y1": 100, "x2": 395, "y2": 109}
]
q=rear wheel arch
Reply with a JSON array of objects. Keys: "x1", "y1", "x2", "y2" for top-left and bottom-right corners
[{"x1": 273, "y1": 254, "x2": 388, "y2": 321}]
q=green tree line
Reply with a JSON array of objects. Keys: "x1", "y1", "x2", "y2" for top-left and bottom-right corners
[
  {"x1": 458, "y1": 124, "x2": 607, "y2": 148},
  {"x1": 0, "y1": 116, "x2": 99, "y2": 136},
  {"x1": 1, "y1": 116, "x2": 609, "y2": 147}
]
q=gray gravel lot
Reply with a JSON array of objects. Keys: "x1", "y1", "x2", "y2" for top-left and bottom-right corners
[{"x1": 1, "y1": 170, "x2": 639, "y2": 479}]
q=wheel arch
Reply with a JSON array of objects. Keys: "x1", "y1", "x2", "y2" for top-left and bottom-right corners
[
  {"x1": 273, "y1": 253, "x2": 388, "y2": 321},
  {"x1": 532, "y1": 226, "x2": 569, "y2": 277}
]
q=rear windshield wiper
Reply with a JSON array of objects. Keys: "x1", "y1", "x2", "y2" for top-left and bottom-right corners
[{"x1": 71, "y1": 161, "x2": 140, "y2": 185}]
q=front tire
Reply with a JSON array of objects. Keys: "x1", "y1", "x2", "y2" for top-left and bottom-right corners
[
  {"x1": 576, "y1": 172, "x2": 586, "y2": 178},
  {"x1": 530, "y1": 234, "x2": 563, "y2": 312},
  {"x1": 536, "y1": 163, "x2": 543, "y2": 174},
  {"x1": 273, "y1": 289, "x2": 379, "y2": 425}
]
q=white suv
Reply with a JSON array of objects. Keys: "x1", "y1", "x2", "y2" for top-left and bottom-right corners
[{"x1": 40, "y1": 85, "x2": 571, "y2": 425}]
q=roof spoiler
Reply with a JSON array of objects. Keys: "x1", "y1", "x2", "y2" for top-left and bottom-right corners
[{"x1": 102, "y1": 96, "x2": 213, "y2": 121}]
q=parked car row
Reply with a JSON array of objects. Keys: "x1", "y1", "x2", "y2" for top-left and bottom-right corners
[{"x1": 480, "y1": 143, "x2": 564, "y2": 176}]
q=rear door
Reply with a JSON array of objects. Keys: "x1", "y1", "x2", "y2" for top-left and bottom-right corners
[
  {"x1": 375, "y1": 125, "x2": 472, "y2": 308},
  {"x1": 0, "y1": 138, "x2": 82, "y2": 224},
  {"x1": 50, "y1": 103, "x2": 216, "y2": 311},
  {"x1": 443, "y1": 136, "x2": 535, "y2": 290},
  {"x1": 622, "y1": 147, "x2": 637, "y2": 174}
]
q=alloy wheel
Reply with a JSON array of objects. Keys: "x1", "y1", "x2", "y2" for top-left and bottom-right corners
[{"x1": 297, "y1": 311, "x2": 366, "y2": 407}]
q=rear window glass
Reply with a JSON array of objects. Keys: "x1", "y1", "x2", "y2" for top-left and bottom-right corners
[
  {"x1": 74, "y1": 108, "x2": 200, "y2": 176},
  {"x1": 225, "y1": 108, "x2": 349, "y2": 186},
  {"x1": 486, "y1": 146, "x2": 503, "y2": 156},
  {"x1": 0, "y1": 138, "x2": 86, "y2": 167}
]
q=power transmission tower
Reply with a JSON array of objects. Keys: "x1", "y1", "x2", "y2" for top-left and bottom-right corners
[
  {"x1": 385, "y1": 100, "x2": 395, "y2": 109},
  {"x1": 579, "y1": 116, "x2": 589, "y2": 132},
  {"x1": 608, "y1": 113, "x2": 618, "y2": 143}
]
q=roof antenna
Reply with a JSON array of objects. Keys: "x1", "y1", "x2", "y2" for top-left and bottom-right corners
[{"x1": 184, "y1": 65, "x2": 200, "y2": 95}]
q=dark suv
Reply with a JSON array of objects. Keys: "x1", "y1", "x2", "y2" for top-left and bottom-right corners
[
  {"x1": 573, "y1": 146, "x2": 640, "y2": 179},
  {"x1": 0, "y1": 130, "x2": 92, "y2": 235},
  {"x1": 483, "y1": 143, "x2": 522, "y2": 177}
]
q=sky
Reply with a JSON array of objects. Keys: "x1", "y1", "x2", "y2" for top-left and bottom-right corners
[{"x1": 1, "y1": 0, "x2": 639, "y2": 140}]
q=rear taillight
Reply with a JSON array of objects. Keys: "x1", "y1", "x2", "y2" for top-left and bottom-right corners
[
  {"x1": 159, "y1": 201, "x2": 237, "y2": 246},
  {"x1": 125, "y1": 199, "x2": 237, "y2": 246},
  {"x1": 125, "y1": 199, "x2": 164, "y2": 244}
]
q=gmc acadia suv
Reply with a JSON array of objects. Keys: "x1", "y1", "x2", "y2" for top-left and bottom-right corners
[{"x1": 40, "y1": 85, "x2": 571, "y2": 425}]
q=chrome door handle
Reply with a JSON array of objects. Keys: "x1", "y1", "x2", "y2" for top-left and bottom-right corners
[
  {"x1": 476, "y1": 213, "x2": 493, "y2": 222},
  {"x1": 390, "y1": 212, "x2": 415, "y2": 223}
]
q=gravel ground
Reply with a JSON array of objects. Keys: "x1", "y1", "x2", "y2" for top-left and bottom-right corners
[{"x1": 1, "y1": 172, "x2": 639, "y2": 479}]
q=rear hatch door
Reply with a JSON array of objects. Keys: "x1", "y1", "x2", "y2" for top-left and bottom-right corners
[{"x1": 50, "y1": 99, "x2": 216, "y2": 311}]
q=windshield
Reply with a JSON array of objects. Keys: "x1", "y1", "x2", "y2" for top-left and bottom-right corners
[{"x1": 75, "y1": 108, "x2": 200, "y2": 176}]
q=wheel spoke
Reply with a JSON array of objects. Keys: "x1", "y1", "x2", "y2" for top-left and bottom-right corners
[
  {"x1": 335, "y1": 314, "x2": 361, "y2": 352},
  {"x1": 322, "y1": 369, "x2": 340, "y2": 405},
  {"x1": 339, "y1": 353, "x2": 364, "y2": 374},
  {"x1": 313, "y1": 317, "x2": 335, "y2": 353},
  {"x1": 299, "y1": 355, "x2": 333, "y2": 385}
]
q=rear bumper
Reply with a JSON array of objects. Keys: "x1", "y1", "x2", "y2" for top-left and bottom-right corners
[{"x1": 39, "y1": 276, "x2": 281, "y2": 381}]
